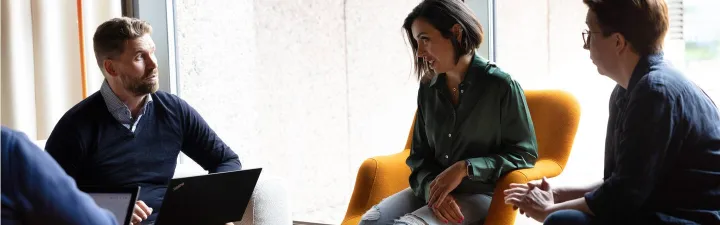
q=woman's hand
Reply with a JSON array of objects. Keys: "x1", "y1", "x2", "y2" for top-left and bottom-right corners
[
  {"x1": 431, "y1": 194, "x2": 464, "y2": 224},
  {"x1": 428, "y1": 161, "x2": 467, "y2": 209}
]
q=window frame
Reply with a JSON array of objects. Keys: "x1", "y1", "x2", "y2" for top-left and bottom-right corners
[
  {"x1": 122, "y1": 0, "x2": 180, "y2": 96},
  {"x1": 123, "y1": 0, "x2": 186, "y2": 164},
  {"x1": 467, "y1": 0, "x2": 497, "y2": 62}
]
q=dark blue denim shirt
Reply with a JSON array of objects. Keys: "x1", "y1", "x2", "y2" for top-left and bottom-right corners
[
  {"x1": 585, "y1": 53, "x2": 720, "y2": 224},
  {"x1": 1, "y1": 127, "x2": 118, "y2": 225}
]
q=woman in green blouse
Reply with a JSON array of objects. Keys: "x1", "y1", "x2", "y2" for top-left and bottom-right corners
[{"x1": 358, "y1": 0, "x2": 538, "y2": 224}]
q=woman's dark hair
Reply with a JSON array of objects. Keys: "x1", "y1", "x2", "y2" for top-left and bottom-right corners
[
  {"x1": 403, "y1": 0, "x2": 484, "y2": 81},
  {"x1": 583, "y1": 0, "x2": 668, "y2": 56}
]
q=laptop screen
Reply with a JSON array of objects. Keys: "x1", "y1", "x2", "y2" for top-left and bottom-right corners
[
  {"x1": 87, "y1": 193, "x2": 135, "y2": 224},
  {"x1": 79, "y1": 186, "x2": 140, "y2": 225}
]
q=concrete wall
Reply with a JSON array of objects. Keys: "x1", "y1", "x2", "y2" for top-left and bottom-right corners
[{"x1": 175, "y1": 0, "x2": 420, "y2": 222}]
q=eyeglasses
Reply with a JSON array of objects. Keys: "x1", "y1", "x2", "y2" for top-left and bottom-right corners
[{"x1": 582, "y1": 29, "x2": 604, "y2": 49}]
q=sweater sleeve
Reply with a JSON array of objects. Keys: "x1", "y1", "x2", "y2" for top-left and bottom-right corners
[
  {"x1": 1, "y1": 127, "x2": 118, "y2": 225},
  {"x1": 45, "y1": 116, "x2": 85, "y2": 179},
  {"x1": 176, "y1": 98, "x2": 242, "y2": 173}
]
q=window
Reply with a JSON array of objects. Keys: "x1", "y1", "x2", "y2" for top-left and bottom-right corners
[{"x1": 682, "y1": 0, "x2": 720, "y2": 101}]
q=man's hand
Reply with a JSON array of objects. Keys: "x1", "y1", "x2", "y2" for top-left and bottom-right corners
[
  {"x1": 504, "y1": 177, "x2": 561, "y2": 213},
  {"x1": 504, "y1": 177, "x2": 555, "y2": 222},
  {"x1": 130, "y1": 200, "x2": 153, "y2": 225},
  {"x1": 428, "y1": 161, "x2": 467, "y2": 209},
  {"x1": 431, "y1": 194, "x2": 464, "y2": 224}
]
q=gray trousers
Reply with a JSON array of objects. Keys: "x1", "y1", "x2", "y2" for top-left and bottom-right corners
[{"x1": 358, "y1": 188, "x2": 492, "y2": 225}]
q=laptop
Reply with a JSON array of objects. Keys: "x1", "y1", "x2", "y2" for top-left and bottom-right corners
[
  {"x1": 154, "y1": 168, "x2": 262, "y2": 225},
  {"x1": 79, "y1": 186, "x2": 140, "y2": 225}
]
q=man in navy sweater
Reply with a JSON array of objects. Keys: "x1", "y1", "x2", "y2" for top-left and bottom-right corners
[
  {"x1": 46, "y1": 17, "x2": 241, "y2": 225},
  {"x1": 2, "y1": 126, "x2": 118, "y2": 225}
]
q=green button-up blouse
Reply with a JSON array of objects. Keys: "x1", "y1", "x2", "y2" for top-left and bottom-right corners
[{"x1": 407, "y1": 54, "x2": 538, "y2": 202}]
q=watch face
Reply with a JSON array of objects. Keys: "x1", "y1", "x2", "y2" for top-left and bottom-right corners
[{"x1": 465, "y1": 160, "x2": 472, "y2": 177}]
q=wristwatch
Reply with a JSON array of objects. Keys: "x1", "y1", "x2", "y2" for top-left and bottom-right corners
[{"x1": 465, "y1": 159, "x2": 473, "y2": 178}]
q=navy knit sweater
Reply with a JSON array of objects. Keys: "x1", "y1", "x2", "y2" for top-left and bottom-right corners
[{"x1": 46, "y1": 91, "x2": 241, "y2": 223}]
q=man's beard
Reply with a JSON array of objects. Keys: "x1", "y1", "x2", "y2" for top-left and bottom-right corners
[{"x1": 122, "y1": 70, "x2": 159, "y2": 96}]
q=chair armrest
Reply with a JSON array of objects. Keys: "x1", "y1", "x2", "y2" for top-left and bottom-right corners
[
  {"x1": 483, "y1": 159, "x2": 563, "y2": 225},
  {"x1": 341, "y1": 150, "x2": 411, "y2": 225}
]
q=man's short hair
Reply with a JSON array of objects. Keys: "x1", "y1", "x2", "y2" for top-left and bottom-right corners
[
  {"x1": 584, "y1": 0, "x2": 669, "y2": 55},
  {"x1": 92, "y1": 17, "x2": 153, "y2": 71}
]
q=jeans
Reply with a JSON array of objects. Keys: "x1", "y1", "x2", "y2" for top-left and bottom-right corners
[
  {"x1": 358, "y1": 188, "x2": 491, "y2": 225},
  {"x1": 544, "y1": 209, "x2": 604, "y2": 225}
]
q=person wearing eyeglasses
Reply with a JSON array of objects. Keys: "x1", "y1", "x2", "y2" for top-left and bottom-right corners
[{"x1": 504, "y1": 0, "x2": 720, "y2": 225}]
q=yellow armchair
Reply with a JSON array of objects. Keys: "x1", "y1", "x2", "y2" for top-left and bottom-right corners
[{"x1": 341, "y1": 90, "x2": 581, "y2": 225}]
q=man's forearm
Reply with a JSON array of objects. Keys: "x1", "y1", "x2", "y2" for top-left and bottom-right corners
[
  {"x1": 212, "y1": 158, "x2": 241, "y2": 173},
  {"x1": 555, "y1": 180, "x2": 603, "y2": 203},
  {"x1": 549, "y1": 197, "x2": 594, "y2": 216}
]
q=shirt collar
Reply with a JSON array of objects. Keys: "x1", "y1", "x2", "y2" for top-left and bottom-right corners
[
  {"x1": 100, "y1": 80, "x2": 153, "y2": 122},
  {"x1": 626, "y1": 52, "x2": 664, "y2": 93},
  {"x1": 429, "y1": 54, "x2": 489, "y2": 88}
]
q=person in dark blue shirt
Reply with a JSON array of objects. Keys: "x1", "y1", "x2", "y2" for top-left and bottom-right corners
[
  {"x1": 45, "y1": 17, "x2": 241, "y2": 225},
  {"x1": 504, "y1": 0, "x2": 720, "y2": 224},
  {"x1": 1, "y1": 126, "x2": 118, "y2": 225}
]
